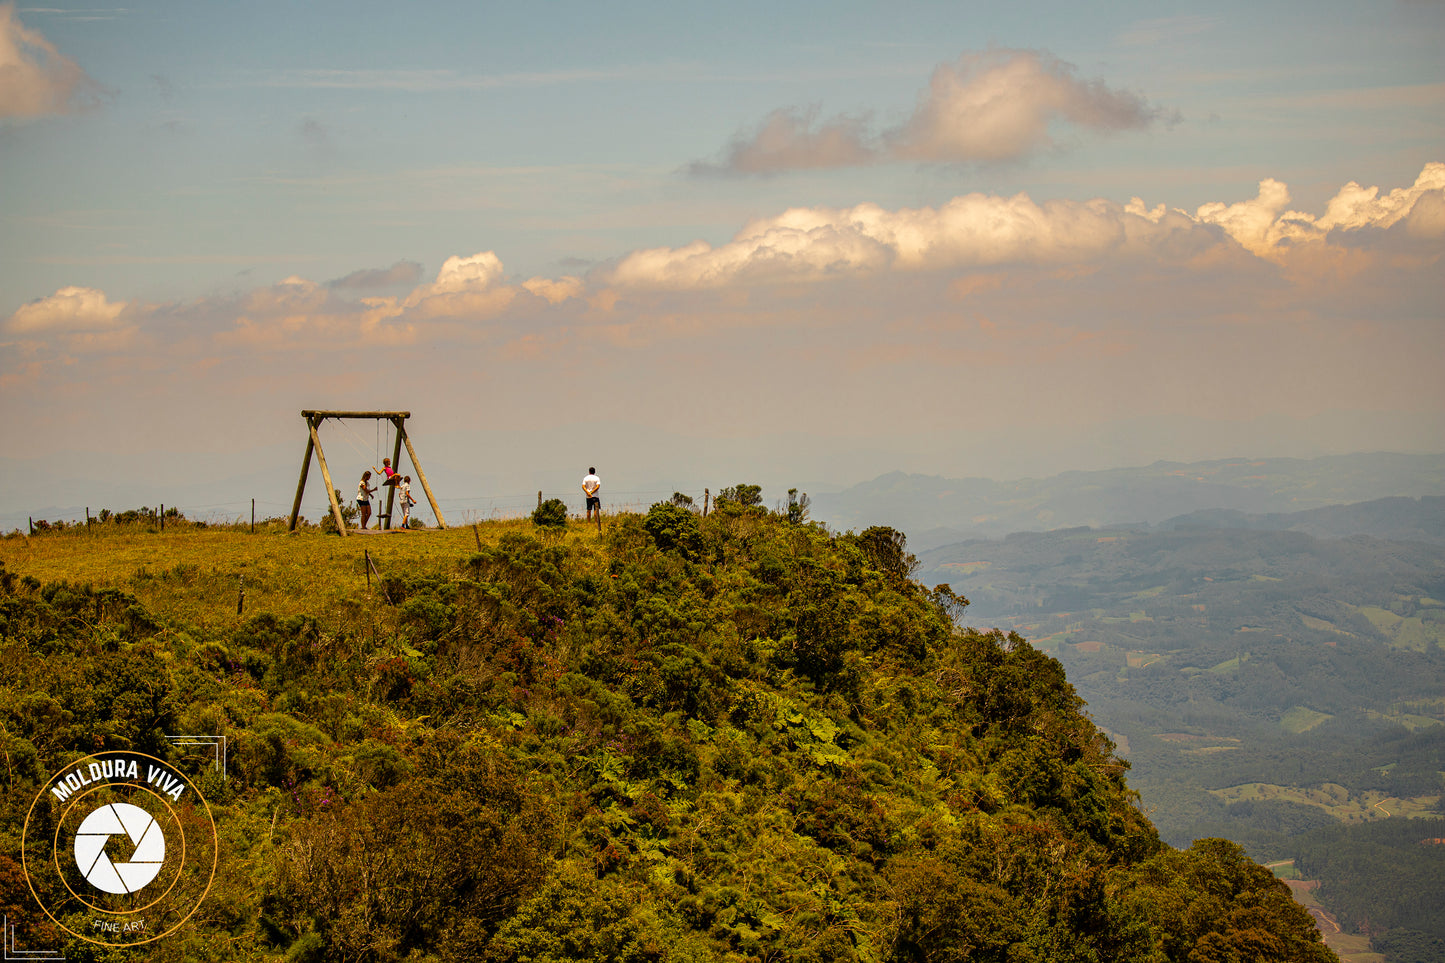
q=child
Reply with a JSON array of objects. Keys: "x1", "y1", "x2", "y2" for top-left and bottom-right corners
[
  {"x1": 357, "y1": 471, "x2": 376, "y2": 530},
  {"x1": 372, "y1": 457, "x2": 401, "y2": 486},
  {"x1": 399, "y1": 476, "x2": 416, "y2": 528}
]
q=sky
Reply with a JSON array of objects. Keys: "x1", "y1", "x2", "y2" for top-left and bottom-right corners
[{"x1": 1, "y1": 0, "x2": 1442, "y2": 524}]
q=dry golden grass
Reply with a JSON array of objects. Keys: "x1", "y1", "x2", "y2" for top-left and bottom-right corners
[{"x1": 0, "y1": 517, "x2": 610, "y2": 635}]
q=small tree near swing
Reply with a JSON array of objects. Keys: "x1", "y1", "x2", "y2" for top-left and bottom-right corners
[{"x1": 287, "y1": 410, "x2": 447, "y2": 536}]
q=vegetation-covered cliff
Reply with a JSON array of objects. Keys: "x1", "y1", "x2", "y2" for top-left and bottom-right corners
[{"x1": 0, "y1": 500, "x2": 1336, "y2": 961}]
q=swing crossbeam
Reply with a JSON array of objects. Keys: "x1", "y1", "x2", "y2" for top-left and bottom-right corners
[{"x1": 287, "y1": 410, "x2": 447, "y2": 536}]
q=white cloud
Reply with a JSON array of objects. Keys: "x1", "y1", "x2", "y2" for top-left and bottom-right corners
[
  {"x1": 888, "y1": 50, "x2": 1161, "y2": 163},
  {"x1": 401, "y1": 251, "x2": 516, "y2": 320},
  {"x1": 696, "y1": 49, "x2": 1165, "y2": 174},
  {"x1": 6, "y1": 285, "x2": 125, "y2": 330},
  {"x1": 0, "y1": 2, "x2": 102, "y2": 118},
  {"x1": 1195, "y1": 161, "x2": 1445, "y2": 256},
  {"x1": 6, "y1": 167, "x2": 1439, "y2": 371},
  {"x1": 609, "y1": 193, "x2": 1200, "y2": 290},
  {"x1": 612, "y1": 163, "x2": 1445, "y2": 290},
  {"x1": 432, "y1": 251, "x2": 505, "y2": 292}
]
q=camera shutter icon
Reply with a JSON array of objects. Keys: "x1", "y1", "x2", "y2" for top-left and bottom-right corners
[{"x1": 73, "y1": 803, "x2": 166, "y2": 895}]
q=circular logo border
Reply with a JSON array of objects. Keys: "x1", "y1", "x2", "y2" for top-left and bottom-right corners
[{"x1": 22, "y1": 750, "x2": 217, "y2": 947}]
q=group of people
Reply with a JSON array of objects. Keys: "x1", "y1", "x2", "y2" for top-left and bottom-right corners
[
  {"x1": 356, "y1": 458, "x2": 416, "y2": 530},
  {"x1": 351, "y1": 462, "x2": 603, "y2": 532}
]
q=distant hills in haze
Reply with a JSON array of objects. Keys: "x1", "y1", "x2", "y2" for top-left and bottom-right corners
[{"x1": 809, "y1": 452, "x2": 1445, "y2": 549}]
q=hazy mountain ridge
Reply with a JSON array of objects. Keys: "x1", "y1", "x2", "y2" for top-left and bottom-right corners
[
  {"x1": 811, "y1": 453, "x2": 1445, "y2": 547},
  {"x1": 1159, "y1": 495, "x2": 1445, "y2": 545}
]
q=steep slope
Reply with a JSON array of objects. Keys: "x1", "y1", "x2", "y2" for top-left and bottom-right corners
[{"x1": 0, "y1": 509, "x2": 1336, "y2": 962}]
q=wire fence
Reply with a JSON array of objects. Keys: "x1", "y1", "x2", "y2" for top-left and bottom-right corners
[{"x1": 7, "y1": 487, "x2": 725, "y2": 534}]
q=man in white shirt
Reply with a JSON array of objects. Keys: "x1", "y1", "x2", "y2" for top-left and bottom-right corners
[{"x1": 582, "y1": 468, "x2": 601, "y2": 521}]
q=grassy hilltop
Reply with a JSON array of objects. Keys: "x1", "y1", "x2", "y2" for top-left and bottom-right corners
[{"x1": 0, "y1": 503, "x2": 1335, "y2": 962}]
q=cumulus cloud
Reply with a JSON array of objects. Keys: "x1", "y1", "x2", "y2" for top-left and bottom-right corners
[
  {"x1": 1193, "y1": 161, "x2": 1445, "y2": 257},
  {"x1": 328, "y1": 260, "x2": 424, "y2": 290},
  {"x1": 888, "y1": 49, "x2": 1162, "y2": 163},
  {"x1": 0, "y1": 3, "x2": 103, "y2": 118},
  {"x1": 6, "y1": 166, "x2": 1439, "y2": 372},
  {"x1": 608, "y1": 193, "x2": 1201, "y2": 290},
  {"x1": 401, "y1": 251, "x2": 518, "y2": 320},
  {"x1": 694, "y1": 49, "x2": 1166, "y2": 175},
  {"x1": 612, "y1": 163, "x2": 1445, "y2": 290},
  {"x1": 6, "y1": 285, "x2": 125, "y2": 331}
]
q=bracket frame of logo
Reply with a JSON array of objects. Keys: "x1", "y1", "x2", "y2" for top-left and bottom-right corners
[{"x1": 16, "y1": 735, "x2": 226, "y2": 954}]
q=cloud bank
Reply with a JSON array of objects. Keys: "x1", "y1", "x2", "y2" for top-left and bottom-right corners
[
  {"x1": 4, "y1": 165, "x2": 1441, "y2": 459},
  {"x1": 7, "y1": 164, "x2": 1442, "y2": 345},
  {"x1": 0, "y1": 3, "x2": 102, "y2": 118},
  {"x1": 617, "y1": 162, "x2": 1445, "y2": 289},
  {"x1": 693, "y1": 49, "x2": 1167, "y2": 175}
]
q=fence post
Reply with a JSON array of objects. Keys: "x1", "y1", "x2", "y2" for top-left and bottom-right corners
[
  {"x1": 28, "y1": 516, "x2": 34, "y2": 536},
  {"x1": 704, "y1": 489, "x2": 709, "y2": 518},
  {"x1": 237, "y1": 575, "x2": 245, "y2": 616},
  {"x1": 86, "y1": 507, "x2": 91, "y2": 531},
  {"x1": 251, "y1": 499, "x2": 255, "y2": 535},
  {"x1": 473, "y1": 523, "x2": 482, "y2": 551},
  {"x1": 160, "y1": 504, "x2": 164, "y2": 534},
  {"x1": 537, "y1": 491, "x2": 542, "y2": 511}
]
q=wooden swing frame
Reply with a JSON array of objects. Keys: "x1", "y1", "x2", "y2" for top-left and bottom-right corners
[{"x1": 287, "y1": 410, "x2": 447, "y2": 536}]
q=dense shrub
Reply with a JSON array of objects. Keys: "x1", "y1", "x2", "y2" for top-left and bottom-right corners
[{"x1": 531, "y1": 498, "x2": 568, "y2": 527}]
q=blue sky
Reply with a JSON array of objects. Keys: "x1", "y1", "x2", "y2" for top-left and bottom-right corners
[{"x1": 1, "y1": 1, "x2": 1442, "y2": 521}]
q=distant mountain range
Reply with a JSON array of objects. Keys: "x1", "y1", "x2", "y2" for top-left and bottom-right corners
[
  {"x1": 809, "y1": 452, "x2": 1445, "y2": 548},
  {"x1": 1160, "y1": 495, "x2": 1445, "y2": 545}
]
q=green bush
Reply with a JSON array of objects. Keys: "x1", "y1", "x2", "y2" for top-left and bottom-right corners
[
  {"x1": 643, "y1": 501, "x2": 701, "y2": 558},
  {"x1": 532, "y1": 498, "x2": 568, "y2": 528}
]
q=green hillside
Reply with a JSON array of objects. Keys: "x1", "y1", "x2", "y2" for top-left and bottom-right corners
[{"x1": 0, "y1": 505, "x2": 1336, "y2": 961}]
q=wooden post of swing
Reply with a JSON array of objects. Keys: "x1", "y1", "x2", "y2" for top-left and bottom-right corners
[
  {"x1": 382, "y1": 417, "x2": 404, "y2": 530},
  {"x1": 398, "y1": 418, "x2": 447, "y2": 529},
  {"x1": 309, "y1": 416, "x2": 347, "y2": 536}
]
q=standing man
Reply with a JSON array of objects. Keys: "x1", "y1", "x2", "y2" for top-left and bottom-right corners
[{"x1": 583, "y1": 467, "x2": 602, "y2": 522}]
